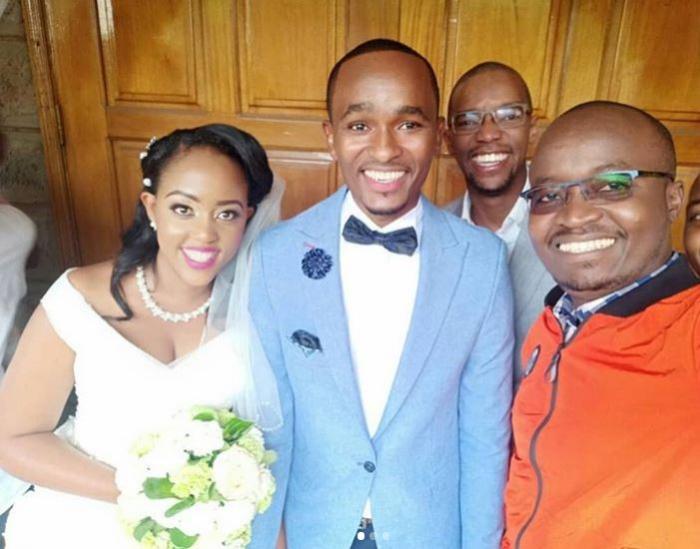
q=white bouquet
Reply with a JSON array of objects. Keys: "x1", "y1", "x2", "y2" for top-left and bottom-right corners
[{"x1": 116, "y1": 407, "x2": 276, "y2": 548}]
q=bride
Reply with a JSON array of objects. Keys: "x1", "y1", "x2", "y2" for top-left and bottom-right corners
[{"x1": 0, "y1": 124, "x2": 286, "y2": 548}]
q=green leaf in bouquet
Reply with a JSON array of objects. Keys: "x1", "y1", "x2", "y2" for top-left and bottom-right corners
[
  {"x1": 216, "y1": 408, "x2": 237, "y2": 427},
  {"x1": 169, "y1": 527, "x2": 199, "y2": 548},
  {"x1": 192, "y1": 407, "x2": 217, "y2": 422},
  {"x1": 165, "y1": 495, "x2": 196, "y2": 517},
  {"x1": 207, "y1": 483, "x2": 225, "y2": 502},
  {"x1": 133, "y1": 517, "x2": 157, "y2": 541},
  {"x1": 143, "y1": 477, "x2": 175, "y2": 499},
  {"x1": 223, "y1": 417, "x2": 253, "y2": 442}
]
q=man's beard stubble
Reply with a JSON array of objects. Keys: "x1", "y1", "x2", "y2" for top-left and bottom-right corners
[{"x1": 466, "y1": 170, "x2": 518, "y2": 198}]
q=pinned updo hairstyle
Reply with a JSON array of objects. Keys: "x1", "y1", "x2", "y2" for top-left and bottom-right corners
[{"x1": 110, "y1": 124, "x2": 273, "y2": 319}]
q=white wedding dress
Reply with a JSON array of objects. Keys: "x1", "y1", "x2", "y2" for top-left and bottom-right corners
[{"x1": 3, "y1": 271, "x2": 247, "y2": 548}]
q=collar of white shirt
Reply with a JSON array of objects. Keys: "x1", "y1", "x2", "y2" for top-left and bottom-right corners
[
  {"x1": 340, "y1": 190, "x2": 424, "y2": 245},
  {"x1": 461, "y1": 177, "x2": 529, "y2": 257}
]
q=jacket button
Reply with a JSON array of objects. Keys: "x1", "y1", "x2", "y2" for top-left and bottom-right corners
[{"x1": 363, "y1": 461, "x2": 376, "y2": 473}]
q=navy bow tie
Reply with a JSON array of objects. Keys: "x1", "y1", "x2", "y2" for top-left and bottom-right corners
[{"x1": 342, "y1": 215, "x2": 418, "y2": 256}]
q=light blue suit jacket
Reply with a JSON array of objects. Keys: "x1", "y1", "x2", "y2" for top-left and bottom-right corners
[
  {"x1": 249, "y1": 188, "x2": 514, "y2": 549},
  {"x1": 445, "y1": 196, "x2": 555, "y2": 386}
]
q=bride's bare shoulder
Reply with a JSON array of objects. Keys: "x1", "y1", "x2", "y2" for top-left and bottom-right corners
[{"x1": 66, "y1": 261, "x2": 122, "y2": 314}]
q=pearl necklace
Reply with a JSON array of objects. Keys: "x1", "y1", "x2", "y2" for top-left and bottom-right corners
[{"x1": 135, "y1": 265, "x2": 211, "y2": 323}]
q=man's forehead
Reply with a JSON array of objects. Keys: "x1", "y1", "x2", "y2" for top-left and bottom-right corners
[
  {"x1": 534, "y1": 117, "x2": 653, "y2": 162},
  {"x1": 338, "y1": 101, "x2": 430, "y2": 121},
  {"x1": 331, "y1": 52, "x2": 437, "y2": 116},
  {"x1": 452, "y1": 69, "x2": 528, "y2": 107},
  {"x1": 337, "y1": 49, "x2": 431, "y2": 82},
  {"x1": 530, "y1": 127, "x2": 637, "y2": 182}
]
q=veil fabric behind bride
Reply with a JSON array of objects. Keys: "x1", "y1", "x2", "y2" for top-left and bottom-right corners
[{"x1": 206, "y1": 175, "x2": 285, "y2": 431}]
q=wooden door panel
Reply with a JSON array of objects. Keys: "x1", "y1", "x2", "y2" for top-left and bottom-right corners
[
  {"x1": 555, "y1": 0, "x2": 617, "y2": 113},
  {"x1": 238, "y1": 0, "x2": 340, "y2": 115},
  {"x1": 268, "y1": 151, "x2": 337, "y2": 220},
  {"x1": 346, "y1": 0, "x2": 401, "y2": 46},
  {"x1": 611, "y1": 1, "x2": 700, "y2": 121},
  {"x1": 98, "y1": 0, "x2": 204, "y2": 106},
  {"x1": 111, "y1": 139, "x2": 147, "y2": 229},
  {"x1": 35, "y1": 0, "x2": 700, "y2": 262},
  {"x1": 105, "y1": 109, "x2": 329, "y2": 150},
  {"x1": 435, "y1": 156, "x2": 464, "y2": 207},
  {"x1": 43, "y1": 0, "x2": 121, "y2": 262}
]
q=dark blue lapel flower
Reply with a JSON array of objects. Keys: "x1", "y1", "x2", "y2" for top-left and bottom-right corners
[
  {"x1": 302, "y1": 247, "x2": 333, "y2": 280},
  {"x1": 291, "y1": 329, "x2": 322, "y2": 356}
]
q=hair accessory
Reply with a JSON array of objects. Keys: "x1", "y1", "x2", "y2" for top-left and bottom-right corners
[
  {"x1": 143, "y1": 178, "x2": 152, "y2": 188},
  {"x1": 139, "y1": 136, "x2": 158, "y2": 160},
  {"x1": 135, "y1": 265, "x2": 211, "y2": 323},
  {"x1": 149, "y1": 220, "x2": 157, "y2": 231}
]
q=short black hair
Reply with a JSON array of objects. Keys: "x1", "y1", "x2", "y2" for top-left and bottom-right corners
[
  {"x1": 561, "y1": 100, "x2": 676, "y2": 171},
  {"x1": 326, "y1": 38, "x2": 440, "y2": 118},
  {"x1": 448, "y1": 61, "x2": 532, "y2": 117}
]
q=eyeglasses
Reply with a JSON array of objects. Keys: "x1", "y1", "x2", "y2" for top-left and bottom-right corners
[
  {"x1": 521, "y1": 170, "x2": 675, "y2": 215},
  {"x1": 451, "y1": 103, "x2": 531, "y2": 134}
]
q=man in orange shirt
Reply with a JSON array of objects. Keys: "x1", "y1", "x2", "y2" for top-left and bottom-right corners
[{"x1": 503, "y1": 101, "x2": 700, "y2": 549}]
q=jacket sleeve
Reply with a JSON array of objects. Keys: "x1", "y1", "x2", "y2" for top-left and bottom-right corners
[
  {"x1": 248, "y1": 239, "x2": 294, "y2": 549},
  {"x1": 459, "y1": 240, "x2": 514, "y2": 549}
]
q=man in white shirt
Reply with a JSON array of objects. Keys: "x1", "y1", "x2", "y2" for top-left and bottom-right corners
[
  {"x1": 249, "y1": 40, "x2": 514, "y2": 549},
  {"x1": 444, "y1": 62, "x2": 555, "y2": 386}
]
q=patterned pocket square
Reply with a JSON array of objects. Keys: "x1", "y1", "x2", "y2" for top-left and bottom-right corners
[{"x1": 291, "y1": 329, "x2": 322, "y2": 356}]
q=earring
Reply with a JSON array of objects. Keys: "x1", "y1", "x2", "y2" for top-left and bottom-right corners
[{"x1": 150, "y1": 220, "x2": 157, "y2": 231}]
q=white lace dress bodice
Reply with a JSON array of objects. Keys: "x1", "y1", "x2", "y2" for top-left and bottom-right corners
[{"x1": 4, "y1": 271, "x2": 245, "y2": 548}]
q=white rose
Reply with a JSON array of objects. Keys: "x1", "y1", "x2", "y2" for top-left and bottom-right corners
[
  {"x1": 117, "y1": 492, "x2": 179, "y2": 526},
  {"x1": 130, "y1": 432, "x2": 160, "y2": 457},
  {"x1": 215, "y1": 500, "x2": 256, "y2": 536},
  {"x1": 114, "y1": 455, "x2": 150, "y2": 496},
  {"x1": 165, "y1": 500, "x2": 221, "y2": 535},
  {"x1": 117, "y1": 492, "x2": 151, "y2": 523},
  {"x1": 141, "y1": 443, "x2": 190, "y2": 478},
  {"x1": 163, "y1": 418, "x2": 225, "y2": 457},
  {"x1": 256, "y1": 469, "x2": 276, "y2": 513},
  {"x1": 236, "y1": 428, "x2": 265, "y2": 462},
  {"x1": 212, "y1": 446, "x2": 261, "y2": 501},
  {"x1": 193, "y1": 528, "x2": 228, "y2": 548}
]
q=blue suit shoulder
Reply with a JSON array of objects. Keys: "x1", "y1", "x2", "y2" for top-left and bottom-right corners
[{"x1": 256, "y1": 192, "x2": 340, "y2": 250}]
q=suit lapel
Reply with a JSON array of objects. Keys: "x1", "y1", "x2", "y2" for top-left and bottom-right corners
[
  {"x1": 375, "y1": 200, "x2": 467, "y2": 438},
  {"x1": 298, "y1": 189, "x2": 367, "y2": 427}
]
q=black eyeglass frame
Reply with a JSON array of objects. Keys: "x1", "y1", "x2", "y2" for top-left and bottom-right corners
[
  {"x1": 450, "y1": 102, "x2": 532, "y2": 134},
  {"x1": 520, "y1": 169, "x2": 676, "y2": 214}
]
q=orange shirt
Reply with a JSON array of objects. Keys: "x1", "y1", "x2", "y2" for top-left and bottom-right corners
[{"x1": 503, "y1": 259, "x2": 700, "y2": 549}]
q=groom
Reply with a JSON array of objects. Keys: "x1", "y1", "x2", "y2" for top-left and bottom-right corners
[{"x1": 249, "y1": 39, "x2": 514, "y2": 549}]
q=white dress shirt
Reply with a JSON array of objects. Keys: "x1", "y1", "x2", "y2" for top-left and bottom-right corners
[
  {"x1": 461, "y1": 178, "x2": 530, "y2": 258},
  {"x1": 339, "y1": 192, "x2": 421, "y2": 519}
]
